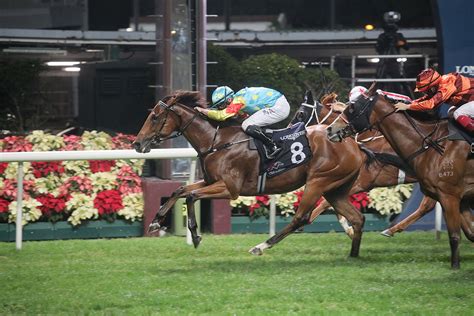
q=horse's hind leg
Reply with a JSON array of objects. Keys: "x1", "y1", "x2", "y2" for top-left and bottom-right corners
[
  {"x1": 148, "y1": 180, "x2": 207, "y2": 233},
  {"x1": 439, "y1": 194, "x2": 461, "y2": 269},
  {"x1": 249, "y1": 186, "x2": 321, "y2": 256},
  {"x1": 381, "y1": 196, "x2": 436, "y2": 237},
  {"x1": 309, "y1": 199, "x2": 353, "y2": 238},
  {"x1": 460, "y1": 199, "x2": 474, "y2": 242},
  {"x1": 324, "y1": 194, "x2": 364, "y2": 257}
]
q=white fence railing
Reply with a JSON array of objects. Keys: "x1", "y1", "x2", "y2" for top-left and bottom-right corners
[{"x1": 0, "y1": 148, "x2": 198, "y2": 250}]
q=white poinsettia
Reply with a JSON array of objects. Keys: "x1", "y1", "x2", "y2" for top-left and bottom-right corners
[
  {"x1": 4, "y1": 162, "x2": 34, "y2": 180},
  {"x1": 118, "y1": 193, "x2": 144, "y2": 221},
  {"x1": 25, "y1": 130, "x2": 65, "y2": 151},
  {"x1": 276, "y1": 193, "x2": 298, "y2": 217},
  {"x1": 34, "y1": 174, "x2": 63, "y2": 195},
  {"x1": 80, "y1": 131, "x2": 113, "y2": 150},
  {"x1": 66, "y1": 193, "x2": 99, "y2": 226},
  {"x1": 230, "y1": 196, "x2": 256, "y2": 208},
  {"x1": 8, "y1": 198, "x2": 43, "y2": 225},
  {"x1": 368, "y1": 184, "x2": 414, "y2": 216},
  {"x1": 90, "y1": 172, "x2": 117, "y2": 192},
  {"x1": 63, "y1": 160, "x2": 91, "y2": 176}
]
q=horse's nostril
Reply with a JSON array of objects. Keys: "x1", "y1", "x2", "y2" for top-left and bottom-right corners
[{"x1": 133, "y1": 141, "x2": 141, "y2": 151}]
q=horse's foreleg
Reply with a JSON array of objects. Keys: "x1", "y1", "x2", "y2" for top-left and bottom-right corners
[
  {"x1": 439, "y1": 194, "x2": 461, "y2": 269},
  {"x1": 149, "y1": 180, "x2": 207, "y2": 233},
  {"x1": 249, "y1": 186, "x2": 321, "y2": 256},
  {"x1": 185, "y1": 194, "x2": 201, "y2": 248},
  {"x1": 183, "y1": 180, "x2": 233, "y2": 248},
  {"x1": 381, "y1": 196, "x2": 436, "y2": 237}
]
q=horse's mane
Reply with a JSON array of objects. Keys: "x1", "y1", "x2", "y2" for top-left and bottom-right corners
[
  {"x1": 167, "y1": 90, "x2": 208, "y2": 108},
  {"x1": 167, "y1": 90, "x2": 242, "y2": 129},
  {"x1": 380, "y1": 94, "x2": 445, "y2": 123}
]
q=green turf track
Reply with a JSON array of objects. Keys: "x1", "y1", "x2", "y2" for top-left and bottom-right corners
[{"x1": 0, "y1": 232, "x2": 473, "y2": 315}]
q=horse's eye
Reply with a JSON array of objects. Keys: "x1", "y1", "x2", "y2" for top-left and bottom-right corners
[{"x1": 151, "y1": 113, "x2": 158, "y2": 122}]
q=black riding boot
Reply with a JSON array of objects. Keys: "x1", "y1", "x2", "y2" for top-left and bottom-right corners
[{"x1": 245, "y1": 125, "x2": 281, "y2": 159}]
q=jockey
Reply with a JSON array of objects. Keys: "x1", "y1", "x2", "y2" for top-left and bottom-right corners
[
  {"x1": 195, "y1": 86, "x2": 290, "y2": 159},
  {"x1": 394, "y1": 68, "x2": 474, "y2": 133},
  {"x1": 349, "y1": 86, "x2": 412, "y2": 103}
]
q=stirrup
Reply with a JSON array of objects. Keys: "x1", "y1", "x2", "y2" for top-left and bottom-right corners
[
  {"x1": 266, "y1": 146, "x2": 282, "y2": 159},
  {"x1": 471, "y1": 143, "x2": 474, "y2": 154}
]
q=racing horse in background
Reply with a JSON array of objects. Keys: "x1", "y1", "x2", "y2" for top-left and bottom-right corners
[
  {"x1": 326, "y1": 83, "x2": 474, "y2": 268},
  {"x1": 290, "y1": 91, "x2": 472, "y2": 239},
  {"x1": 134, "y1": 90, "x2": 365, "y2": 257}
]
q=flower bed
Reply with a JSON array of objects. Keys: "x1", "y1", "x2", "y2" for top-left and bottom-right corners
[
  {"x1": 229, "y1": 184, "x2": 414, "y2": 232},
  {"x1": 0, "y1": 131, "x2": 145, "y2": 236}
]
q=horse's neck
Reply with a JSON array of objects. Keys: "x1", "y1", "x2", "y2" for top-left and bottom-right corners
[
  {"x1": 179, "y1": 108, "x2": 242, "y2": 153},
  {"x1": 374, "y1": 103, "x2": 447, "y2": 161}
]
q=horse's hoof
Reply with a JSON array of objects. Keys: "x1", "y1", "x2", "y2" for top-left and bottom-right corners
[
  {"x1": 249, "y1": 247, "x2": 263, "y2": 256},
  {"x1": 148, "y1": 222, "x2": 164, "y2": 234},
  {"x1": 192, "y1": 235, "x2": 202, "y2": 249},
  {"x1": 380, "y1": 229, "x2": 394, "y2": 237}
]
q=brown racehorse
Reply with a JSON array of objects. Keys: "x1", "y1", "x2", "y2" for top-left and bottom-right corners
[
  {"x1": 290, "y1": 91, "x2": 439, "y2": 238},
  {"x1": 326, "y1": 83, "x2": 474, "y2": 268},
  {"x1": 133, "y1": 90, "x2": 365, "y2": 257}
]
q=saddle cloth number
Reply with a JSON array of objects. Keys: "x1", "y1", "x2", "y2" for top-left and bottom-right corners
[{"x1": 290, "y1": 141, "x2": 306, "y2": 164}]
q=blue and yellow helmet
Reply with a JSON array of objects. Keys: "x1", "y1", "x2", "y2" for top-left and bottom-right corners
[{"x1": 211, "y1": 86, "x2": 234, "y2": 108}]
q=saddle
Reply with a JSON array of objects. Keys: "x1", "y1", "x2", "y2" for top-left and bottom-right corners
[
  {"x1": 249, "y1": 122, "x2": 312, "y2": 192},
  {"x1": 447, "y1": 120, "x2": 474, "y2": 154}
]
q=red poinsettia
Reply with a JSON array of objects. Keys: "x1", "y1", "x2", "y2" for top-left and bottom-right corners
[
  {"x1": 62, "y1": 135, "x2": 83, "y2": 151},
  {"x1": 35, "y1": 194, "x2": 68, "y2": 216},
  {"x1": 350, "y1": 192, "x2": 370, "y2": 211},
  {"x1": 93, "y1": 190, "x2": 123, "y2": 215},
  {"x1": 31, "y1": 161, "x2": 64, "y2": 178},
  {"x1": 89, "y1": 160, "x2": 116, "y2": 173},
  {"x1": 0, "y1": 162, "x2": 8, "y2": 175},
  {"x1": 1, "y1": 136, "x2": 33, "y2": 152},
  {"x1": 0, "y1": 198, "x2": 10, "y2": 213},
  {"x1": 111, "y1": 134, "x2": 135, "y2": 149}
]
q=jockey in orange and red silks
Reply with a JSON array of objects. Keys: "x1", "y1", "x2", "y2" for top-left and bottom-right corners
[{"x1": 394, "y1": 68, "x2": 474, "y2": 133}]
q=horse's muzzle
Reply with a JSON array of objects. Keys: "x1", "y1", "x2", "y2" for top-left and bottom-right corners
[{"x1": 133, "y1": 140, "x2": 151, "y2": 153}]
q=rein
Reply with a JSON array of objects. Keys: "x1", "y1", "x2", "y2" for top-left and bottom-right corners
[
  {"x1": 154, "y1": 100, "x2": 251, "y2": 158},
  {"x1": 402, "y1": 112, "x2": 447, "y2": 161}
]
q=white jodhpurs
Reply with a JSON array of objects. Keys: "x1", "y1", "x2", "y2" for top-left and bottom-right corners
[
  {"x1": 241, "y1": 95, "x2": 290, "y2": 131},
  {"x1": 453, "y1": 101, "x2": 474, "y2": 119}
]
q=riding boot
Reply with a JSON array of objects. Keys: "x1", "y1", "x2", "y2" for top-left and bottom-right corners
[{"x1": 245, "y1": 125, "x2": 282, "y2": 159}]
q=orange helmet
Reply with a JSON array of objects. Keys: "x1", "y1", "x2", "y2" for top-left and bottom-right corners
[{"x1": 415, "y1": 68, "x2": 442, "y2": 92}]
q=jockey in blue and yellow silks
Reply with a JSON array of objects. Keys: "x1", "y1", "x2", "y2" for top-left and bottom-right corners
[{"x1": 195, "y1": 86, "x2": 290, "y2": 159}]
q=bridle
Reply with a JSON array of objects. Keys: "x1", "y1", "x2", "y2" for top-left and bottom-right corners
[{"x1": 150, "y1": 100, "x2": 199, "y2": 143}]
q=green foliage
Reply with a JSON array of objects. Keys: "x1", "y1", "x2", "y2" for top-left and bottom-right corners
[
  {"x1": 0, "y1": 59, "x2": 46, "y2": 132},
  {"x1": 0, "y1": 233, "x2": 472, "y2": 314},
  {"x1": 206, "y1": 47, "x2": 348, "y2": 127},
  {"x1": 207, "y1": 44, "x2": 242, "y2": 99},
  {"x1": 240, "y1": 53, "x2": 304, "y2": 108}
]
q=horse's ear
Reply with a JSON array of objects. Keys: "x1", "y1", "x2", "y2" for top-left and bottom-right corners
[
  {"x1": 304, "y1": 90, "x2": 314, "y2": 104},
  {"x1": 367, "y1": 82, "x2": 377, "y2": 96}
]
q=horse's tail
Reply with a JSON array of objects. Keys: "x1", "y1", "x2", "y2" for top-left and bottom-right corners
[{"x1": 359, "y1": 145, "x2": 415, "y2": 175}]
